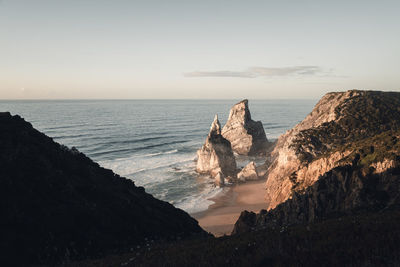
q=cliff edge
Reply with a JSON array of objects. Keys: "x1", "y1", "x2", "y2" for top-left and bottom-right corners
[{"x1": 265, "y1": 90, "x2": 400, "y2": 210}]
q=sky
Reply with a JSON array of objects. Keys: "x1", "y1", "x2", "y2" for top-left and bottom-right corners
[{"x1": 0, "y1": 0, "x2": 399, "y2": 99}]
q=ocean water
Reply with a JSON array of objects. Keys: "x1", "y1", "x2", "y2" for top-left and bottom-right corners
[{"x1": 0, "y1": 99, "x2": 316, "y2": 213}]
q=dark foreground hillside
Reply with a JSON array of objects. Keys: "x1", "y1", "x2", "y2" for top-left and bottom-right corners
[
  {"x1": 0, "y1": 112, "x2": 205, "y2": 266},
  {"x1": 70, "y1": 210, "x2": 400, "y2": 267}
]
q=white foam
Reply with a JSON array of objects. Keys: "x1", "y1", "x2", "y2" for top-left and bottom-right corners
[
  {"x1": 174, "y1": 184, "x2": 225, "y2": 214},
  {"x1": 143, "y1": 149, "x2": 178, "y2": 157},
  {"x1": 100, "y1": 152, "x2": 193, "y2": 176},
  {"x1": 99, "y1": 150, "x2": 225, "y2": 214}
]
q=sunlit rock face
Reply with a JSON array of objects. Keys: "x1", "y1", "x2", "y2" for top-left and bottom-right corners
[
  {"x1": 265, "y1": 90, "x2": 400, "y2": 210},
  {"x1": 196, "y1": 115, "x2": 237, "y2": 180},
  {"x1": 222, "y1": 99, "x2": 270, "y2": 156},
  {"x1": 237, "y1": 161, "x2": 259, "y2": 182}
]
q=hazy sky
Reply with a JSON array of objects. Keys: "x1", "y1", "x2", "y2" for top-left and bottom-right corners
[{"x1": 1, "y1": 0, "x2": 399, "y2": 99}]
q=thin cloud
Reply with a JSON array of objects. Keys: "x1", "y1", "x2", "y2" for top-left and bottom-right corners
[
  {"x1": 183, "y1": 70, "x2": 254, "y2": 78},
  {"x1": 184, "y1": 66, "x2": 323, "y2": 78}
]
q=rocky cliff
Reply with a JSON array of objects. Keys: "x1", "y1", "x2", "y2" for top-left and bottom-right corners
[
  {"x1": 196, "y1": 115, "x2": 237, "y2": 182},
  {"x1": 234, "y1": 90, "x2": 400, "y2": 233},
  {"x1": 222, "y1": 99, "x2": 270, "y2": 155},
  {"x1": 265, "y1": 90, "x2": 400, "y2": 210},
  {"x1": 0, "y1": 112, "x2": 206, "y2": 266}
]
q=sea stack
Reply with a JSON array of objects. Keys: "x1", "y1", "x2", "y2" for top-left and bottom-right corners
[
  {"x1": 196, "y1": 115, "x2": 237, "y2": 182},
  {"x1": 222, "y1": 99, "x2": 269, "y2": 155}
]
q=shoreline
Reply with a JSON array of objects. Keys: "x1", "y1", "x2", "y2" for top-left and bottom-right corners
[{"x1": 192, "y1": 179, "x2": 268, "y2": 237}]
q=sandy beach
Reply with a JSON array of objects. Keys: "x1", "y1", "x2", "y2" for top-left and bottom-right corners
[{"x1": 192, "y1": 179, "x2": 268, "y2": 237}]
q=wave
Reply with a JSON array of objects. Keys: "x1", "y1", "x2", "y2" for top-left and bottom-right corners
[
  {"x1": 120, "y1": 158, "x2": 193, "y2": 176},
  {"x1": 99, "y1": 152, "x2": 195, "y2": 179},
  {"x1": 174, "y1": 185, "x2": 225, "y2": 214},
  {"x1": 144, "y1": 149, "x2": 178, "y2": 157},
  {"x1": 88, "y1": 132, "x2": 200, "y2": 147},
  {"x1": 264, "y1": 125, "x2": 288, "y2": 130},
  {"x1": 88, "y1": 139, "x2": 190, "y2": 158},
  {"x1": 43, "y1": 124, "x2": 89, "y2": 130},
  {"x1": 51, "y1": 133, "x2": 92, "y2": 139}
]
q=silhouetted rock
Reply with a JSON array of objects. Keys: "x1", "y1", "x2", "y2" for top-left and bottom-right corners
[
  {"x1": 222, "y1": 100, "x2": 269, "y2": 155},
  {"x1": 196, "y1": 115, "x2": 237, "y2": 181},
  {"x1": 0, "y1": 112, "x2": 206, "y2": 266}
]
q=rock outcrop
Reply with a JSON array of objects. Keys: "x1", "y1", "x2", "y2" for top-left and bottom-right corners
[
  {"x1": 265, "y1": 90, "x2": 400, "y2": 210},
  {"x1": 233, "y1": 152, "x2": 400, "y2": 234},
  {"x1": 233, "y1": 90, "x2": 400, "y2": 234},
  {"x1": 214, "y1": 171, "x2": 225, "y2": 187},
  {"x1": 196, "y1": 115, "x2": 237, "y2": 180},
  {"x1": 0, "y1": 112, "x2": 206, "y2": 266},
  {"x1": 222, "y1": 99, "x2": 269, "y2": 155},
  {"x1": 237, "y1": 161, "x2": 259, "y2": 182}
]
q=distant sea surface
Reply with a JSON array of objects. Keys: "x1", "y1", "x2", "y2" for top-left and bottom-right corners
[{"x1": 0, "y1": 99, "x2": 316, "y2": 213}]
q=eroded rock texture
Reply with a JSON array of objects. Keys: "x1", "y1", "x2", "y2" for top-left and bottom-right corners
[
  {"x1": 196, "y1": 115, "x2": 237, "y2": 179},
  {"x1": 222, "y1": 99, "x2": 269, "y2": 155},
  {"x1": 265, "y1": 90, "x2": 400, "y2": 210},
  {"x1": 237, "y1": 161, "x2": 259, "y2": 182}
]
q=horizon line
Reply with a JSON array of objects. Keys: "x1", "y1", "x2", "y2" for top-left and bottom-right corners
[{"x1": 0, "y1": 97, "x2": 318, "y2": 101}]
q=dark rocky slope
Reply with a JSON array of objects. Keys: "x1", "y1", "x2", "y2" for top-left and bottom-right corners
[
  {"x1": 71, "y1": 210, "x2": 400, "y2": 267},
  {"x1": 0, "y1": 112, "x2": 205, "y2": 266}
]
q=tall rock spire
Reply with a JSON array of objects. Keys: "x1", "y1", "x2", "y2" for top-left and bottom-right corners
[
  {"x1": 222, "y1": 99, "x2": 269, "y2": 155},
  {"x1": 196, "y1": 114, "x2": 237, "y2": 185},
  {"x1": 209, "y1": 114, "x2": 221, "y2": 136}
]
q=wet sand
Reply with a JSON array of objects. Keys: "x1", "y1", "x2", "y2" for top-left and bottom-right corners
[{"x1": 192, "y1": 179, "x2": 268, "y2": 237}]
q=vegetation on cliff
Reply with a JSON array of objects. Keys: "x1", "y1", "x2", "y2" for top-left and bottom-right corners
[{"x1": 291, "y1": 90, "x2": 400, "y2": 163}]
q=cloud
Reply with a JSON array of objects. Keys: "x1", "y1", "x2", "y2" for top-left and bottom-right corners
[
  {"x1": 183, "y1": 70, "x2": 254, "y2": 78},
  {"x1": 184, "y1": 66, "x2": 323, "y2": 78}
]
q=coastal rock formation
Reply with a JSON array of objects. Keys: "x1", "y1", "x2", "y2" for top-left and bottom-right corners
[
  {"x1": 233, "y1": 150, "x2": 400, "y2": 234},
  {"x1": 222, "y1": 99, "x2": 269, "y2": 155},
  {"x1": 233, "y1": 90, "x2": 400, "y2": 233},
  {"x1": 196, "y1": 115, "x2": 237, "y2": 179},
  {"x1": 214, "y1": 171, "x2": 225, "y2": 187},
  {"x1": 0, "y1": 112, "x2": 206, "y2": 266},
  {"x1": 264, "y1": 90, "x2": 400, "y2": 210},
  {"x1": 237, "y1": 161, "x2": 259, "y2": 182}
]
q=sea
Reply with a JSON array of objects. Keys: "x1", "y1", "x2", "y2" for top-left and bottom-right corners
[{"x1": 0, "y1": 99, "x2": 316, "y2": 214}]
